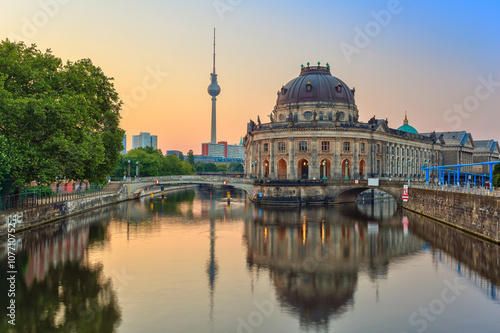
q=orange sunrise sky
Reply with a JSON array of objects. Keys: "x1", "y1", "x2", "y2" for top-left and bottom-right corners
[{"x1": 2, "y1": 0, "x2": 499, "y2": 155}]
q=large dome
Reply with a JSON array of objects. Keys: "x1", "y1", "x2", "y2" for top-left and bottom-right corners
[{"x1": 276, "y1": 65, "x2": 356, "y2": 107}]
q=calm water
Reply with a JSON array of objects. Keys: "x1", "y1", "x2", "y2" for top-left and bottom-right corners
[{"x1": 1, "y1": 186, "x2": 499, "y2": 333}]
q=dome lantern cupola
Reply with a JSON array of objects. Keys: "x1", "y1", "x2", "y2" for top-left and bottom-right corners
[{"x1": 397, "y1": 111, "x2": 418, "y2": 134}]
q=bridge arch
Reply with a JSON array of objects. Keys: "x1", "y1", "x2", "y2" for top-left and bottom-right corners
[{"x1": 334, "y1": 187, "x2": 399, "y2": 203}]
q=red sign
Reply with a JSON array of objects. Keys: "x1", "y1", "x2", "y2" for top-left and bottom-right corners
[
  {"x1": 252, "y1": 189, "x2": 257, "y2": 197},
  {"x1": 402, "y1": 187, "x2": 409, "y2": 201},
  {"x1": 355, "y1": 179, "x2": 359, "y2": 184}
]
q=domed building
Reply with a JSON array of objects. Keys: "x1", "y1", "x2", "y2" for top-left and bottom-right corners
[
  {"x1": 397, "y1": 112, "x2": 418, "y2": 134},
  {"x1": 243, "y1": 64, "x2": 444, "y2": 180}
]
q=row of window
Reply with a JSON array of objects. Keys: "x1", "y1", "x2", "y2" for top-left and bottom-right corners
[
  {"x1": 263, "y1": 141, "x2": 380, "y2": 153},
  {"x1": 262, "y1": 141, "x2": 436, "y2": 158},
  {"x1": 387, "y1": 146, "x2": 436, "y2": 159}
]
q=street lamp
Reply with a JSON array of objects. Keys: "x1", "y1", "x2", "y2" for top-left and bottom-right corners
[
  {"x1": 321, "y1": 160, "x2": 327, "y2": 179},
  {"x1": 344, "y1": 160, "x2": 349, "y2": 180},
  {"x1": 128, "y1": 160, "x2": 131, "y2": 181},
  {"x1": 136, "y1": 161, "x2": 139, "y2": 178}
]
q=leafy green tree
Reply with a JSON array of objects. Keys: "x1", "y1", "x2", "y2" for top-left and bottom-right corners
[
  {"x1": 195, "y1": 162, "x2": 217, "y2": 172},
  {"x1": 216, "y1": 164, "x2": 228, "y2": 172},
  {"x1": 113, "y1": 148, "x2": 194, "y2": 177},
  {"x1": 178, "y1": 152, "x2": 184, "y2": 161},
  {"x1": 228, "y1": 162, "x2": 244, "y2": 172},
  {"x1": 493, "y1": 163, "x2": 500, "y2": 187},
  {"x1": 187, "y1": 150, "x2": 195, "y2": 166},
  {"x1": 0, "y1": 40, "x2": 124, "y2": 196},
  {"x1": 0, "y1": 135, "x2": 11, "y2": 191}
]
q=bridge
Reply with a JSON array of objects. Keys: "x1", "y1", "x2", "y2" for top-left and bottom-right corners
[{"x1": 119, "y1": 175, "x2": 407, "y2": 204}]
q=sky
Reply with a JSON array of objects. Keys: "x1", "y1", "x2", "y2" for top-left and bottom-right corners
[{"x1": 1, "y1": 0, "x2": 499, "y2": 154}]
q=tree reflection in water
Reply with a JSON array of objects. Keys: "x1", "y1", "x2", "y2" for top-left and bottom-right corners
[{"x1": 0, "y1": 209, "x2": 121, "y2": 333}]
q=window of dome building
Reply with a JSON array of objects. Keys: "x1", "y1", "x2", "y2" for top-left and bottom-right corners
[
  {"x1": 376, "y1": 144, "x2": 380, "y2": 153},
  {"x1": 303, "y1": 111, "x2": 313, "y2": 120},
  {"x1": 361, "y1": 143, "x2": 365, "y2": 152},
  {"x1": 263, "y1": 143, "x2": 269, "y2": 152},
  {"x1": 321, "y1": 141, "x2": 330, "y2": 151},
  {"x1": 343, "y1": 141, "x2": 350, "y2": 152},
  {"x1": 328, "y1": 112, "x2": 333, "y2": 121},
  {"x1": 391, "y1": 147, "x2": 394, "y2": 155},
  {"x1": 299, "y1": 141, "x2": 308, "y2": 151},
  {"x1": 319, "y1": 112, "x2": 324, "y2": 120},
  {"x1": 278, "y1": 142, "x2": 286, "y2": 151}
]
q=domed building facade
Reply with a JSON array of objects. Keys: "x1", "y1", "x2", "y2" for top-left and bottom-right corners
[{"x1": 244, "y1": 64, "x2": 444, "y2": 180}]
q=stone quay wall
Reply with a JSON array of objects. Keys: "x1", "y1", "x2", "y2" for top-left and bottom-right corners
[
  {"x1": 0, "y1": 184, "x2": 196, "y2": 237},
  {"x1": 403, "y1": 188, "x2": 500, "y2": 243}
]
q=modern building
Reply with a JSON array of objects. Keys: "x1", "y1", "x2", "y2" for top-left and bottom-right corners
[
  {"x1": 202, "y1": 141, "x2": 244, "y2": 160},
  {"x1": 166, "y1": 150, "x2": 184, "y2": 159},
  {"x1": 132, "y1": 132, "x2": 158, "y2": 150},
  {"x1": 122, "y1": 135, "x2": 127, "y2": 154},
  {"x1": 243, "y1": 64, "x2": 498, "y2": 181}
]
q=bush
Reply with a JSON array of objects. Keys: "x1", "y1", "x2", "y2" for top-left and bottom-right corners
[{"x1": 24, "y1": 185, "x2": 55, "y2": 198}]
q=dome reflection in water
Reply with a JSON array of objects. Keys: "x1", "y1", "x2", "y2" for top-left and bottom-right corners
[{"x1": 244, "y1": 195, "x2": 422, "y2": 329}]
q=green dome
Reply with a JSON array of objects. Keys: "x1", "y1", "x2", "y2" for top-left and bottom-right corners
[
  {"x1": 397, "y1": 112, "x2": 418, "y2": 134},
  {"x1": 398, "y1": 124, "x2": 418, "y2": 134}
]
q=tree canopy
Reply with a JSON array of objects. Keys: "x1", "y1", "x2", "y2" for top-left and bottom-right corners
[
  {"x1": 494, "y1": 163, "x2": 500, "y2": 187},
  {"x1": 0, "y1": 40, "x2": 124, "y2": 191},
  {"x1": 113, "y1": 148, "x2": 195, "y2": 178}
]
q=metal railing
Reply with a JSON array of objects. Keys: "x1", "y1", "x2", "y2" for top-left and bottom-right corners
[{"x1": 0, "y1": 185, "x2": 110, "y2": 212}]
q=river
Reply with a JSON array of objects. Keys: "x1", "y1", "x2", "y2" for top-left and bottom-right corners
[{"x1": 1, "y1": 186, "x2": 499, "y2": 333}]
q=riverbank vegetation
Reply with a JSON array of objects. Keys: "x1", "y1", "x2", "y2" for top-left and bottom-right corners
[
  {"x1": 112, "y1": 147, "x2": 195, "y2": 178},
  {"x1": 0, "y1": 40, "x2": 124, "y2": 197}
]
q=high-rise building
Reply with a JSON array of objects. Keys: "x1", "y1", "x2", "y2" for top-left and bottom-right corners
[
  {"x1": 207, "y1": 28, "x2": 220, "y2": 144},
  {"x1": 122, "y1": 135, "x2": 127, "y2": 154},
  {"x1": 202, "y1": 141, "x2": 244, "y2": 160},
  {"x1": 132, "y1": 132, "x2": 158, "y2": 150}
]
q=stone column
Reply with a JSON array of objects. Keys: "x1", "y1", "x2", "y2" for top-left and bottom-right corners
[
  {"x1": 353, "y1": 139, "x2": 359, "y2": 178},
  {"x1": 258, "y1": 141, "x2": 262, "y2": 178},
  {"x1": 311, "y1": 137, "x2": 319, "y2": 179},
  {"x1": 270, "y1": 138, "x2": 276, "y2": 179},
  {"x1": 288, "y1": 137, "x2": 295, "y2": 179},
  {"x1": 334, "y1": 138, "x2": 341, "y2": 179}
]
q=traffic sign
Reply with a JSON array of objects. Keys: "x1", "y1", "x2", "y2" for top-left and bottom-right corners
[
  {"x1": 355, "y1": 179, "x2": 359, "y2": 184},
  {"x1": 252, "y1": 189, "x2": 257, "y2": 197},
  {"x1": 402, "y1": 185, "x2": 409, "y2": 202}
]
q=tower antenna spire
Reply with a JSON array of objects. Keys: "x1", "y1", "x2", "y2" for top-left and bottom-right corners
[
  {"x1": 213, "y1": 28, "x2": 216, "y2": 74},
  {"x1": 208, "y1": 28, "x2": 221, "y2": 144}
]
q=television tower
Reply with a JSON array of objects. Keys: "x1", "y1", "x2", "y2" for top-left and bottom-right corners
[{"x1": 207, "y1": 28, "x2": 221, "y2": 144}]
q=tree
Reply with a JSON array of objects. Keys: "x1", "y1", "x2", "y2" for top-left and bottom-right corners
[
  {"x1": 112, "y1": 148, "x2": 194, "y2": 177},
  {"x1": 187, "y1": 150, "x2": 195, "y2": 166},
  {"x1": 216, "y1": 164, "x2": 228, "y2": 172},
  {"x1": 228, "y1": 162, "x2": 244, "y2": 172},
  {"x1": 0, "y1": 40, "x2": 124, "y2": 195},
  {"x1": 493, "y1": 163, "x2": 500, "y2": 187},
  {"x1": 178, "y1": 152, "x2": 184, "y2": 161}
]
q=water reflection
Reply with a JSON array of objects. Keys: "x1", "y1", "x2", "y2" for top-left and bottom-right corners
[
  {"x1": 244, "y1": 199, "x2": 425, "y2": 328},
  {"x1": 2, "y1": 188, "x2": 499, "y2": 332},
  {"x1": 407, "y1": 211, "x2": 500, "y2": 303},
  {"x1": 0, "y1": 207, "x2": 121, "y2": 333}
]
